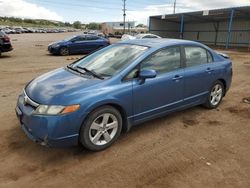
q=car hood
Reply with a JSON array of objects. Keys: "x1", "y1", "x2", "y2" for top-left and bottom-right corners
[
  {"x1": 25, "y1": 67, "x2": 103, "y2": 105},
  {"x1": 49, "y1": 40, "x2": 66, "y2": 46}
]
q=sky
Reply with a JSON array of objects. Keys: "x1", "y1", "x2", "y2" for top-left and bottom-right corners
[{"x1": 0, "y1": 0, "x2": 250, "y2": 25}]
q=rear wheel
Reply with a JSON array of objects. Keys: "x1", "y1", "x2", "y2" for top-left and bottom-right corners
[
  {"x1": 80, "y1": 106, "x2": 122, "y2": 151},
  {"x1": 204, "y1": 80, "x2": 225, "y2": 109},
  {"x1": 59, "y1": 47, "x2": 69, "y2": 56}
]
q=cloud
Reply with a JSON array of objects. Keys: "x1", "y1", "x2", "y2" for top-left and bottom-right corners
[
  {"x1": 0, "y1": 0, "x2": 63, "y2": 21},
  {"x1": 127, "y1": 0, "x2": 250, "y2": 24}
]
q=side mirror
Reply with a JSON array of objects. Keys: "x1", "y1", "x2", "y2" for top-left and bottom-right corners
[{"x1": 138, "y1": 69, "x2": 157, "y2": 84}]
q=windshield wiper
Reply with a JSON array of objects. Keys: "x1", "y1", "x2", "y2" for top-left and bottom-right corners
[
  {"x1": 66, "y1": 65, "x2": 85, "y2": 75},
  {"x1": 76, "y1": 66, "x2": 104, "y2": 80}
]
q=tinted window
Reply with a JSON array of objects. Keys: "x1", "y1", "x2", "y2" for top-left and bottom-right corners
[
  {"x1": 86, "y1": 35, "x2": 99, "y2": 40},
  {"x1": 140, "y1": 47, "x2": 181, "y2": 75},
  {"x1": 73, "y1": 36, "x2": 86, "y2": 42},
  {"x1": 185, "y1": 46, "x2": 209, "y2": 67},
  {"x1": 143, "y1": 35, "x2": 158, "y2": 39}
]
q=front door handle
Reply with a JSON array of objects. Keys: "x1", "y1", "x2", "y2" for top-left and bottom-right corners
[
  {"x1": 206, "y1": 68, "x2": 214, "y2": 73},
  {"x1": 172, "y1": 75, "x2": 183, "y2": 81}
]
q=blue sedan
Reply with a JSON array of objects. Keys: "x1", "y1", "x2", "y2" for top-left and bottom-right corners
[
  {"x1": 16, "y1": 39, "x2": 232, "y2": 151},
  {"x1": 48, "y1": 34, "x2": 110, "y2": 55}
]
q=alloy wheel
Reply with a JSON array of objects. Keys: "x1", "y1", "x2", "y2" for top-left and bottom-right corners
[
  {"x1": 60, "y1": 47, "x2": 69, "y2": 55},
  {"x1": 89, "y1": 113, "x2": 118, "y2": 146},
  {"x1": 210, "y1": 84, "x2": 223, "y2": 106}
]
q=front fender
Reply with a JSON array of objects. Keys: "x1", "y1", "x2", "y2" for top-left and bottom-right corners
[{"x1": 79, "y1": 97, "x2": 132, "y2": 133}]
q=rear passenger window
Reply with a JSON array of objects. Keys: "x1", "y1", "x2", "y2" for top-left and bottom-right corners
[
  {"x1": 87, "y1": 36, "x2": 99, "y2": 40},
  {"x1": 143, "y1": 35, "x2": 158, "y2": 38},
  {"x1": 185, "y1": 46, "x2": 210, "y2": 67},
  {"x1": 140, "y1": 47, "x2": 181, "y2": 75},
  {"x1": 75, "y1": 36, "x2": 86, "y2": 41}
]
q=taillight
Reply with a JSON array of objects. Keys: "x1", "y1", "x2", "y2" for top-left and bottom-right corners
[{"x1": 3, "y1": 36, "x2": 10, "y2": 42}]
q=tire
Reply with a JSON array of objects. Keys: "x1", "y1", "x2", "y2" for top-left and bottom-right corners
[
  {"x1": 204, "y1": 80, "x2": 225, "y2": 109},
  {"x1": 80, "y1": 105, "x2": 122, "y2": 151},
  {"x1": 59, "y1": 47, "x2": 69, "y2": 56}
]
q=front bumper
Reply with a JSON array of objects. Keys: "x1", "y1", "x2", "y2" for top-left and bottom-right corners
[
  {"x1": 48, "y1": 45, "x2": 60, "y2": 54},
  {"x1": 15, "y1": 93, "x2": 83, "y2": 147},
  {"x1": 1, "y1": 43, "x2": 13, "y2": 52}
]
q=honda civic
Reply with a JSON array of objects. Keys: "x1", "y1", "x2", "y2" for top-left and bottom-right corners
[{"x1": 16, "y1": 39, "x2": 232, "y2": 151}]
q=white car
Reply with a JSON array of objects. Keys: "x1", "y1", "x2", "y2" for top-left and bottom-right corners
[{"x1": 121, "y1": 33, "x2": 161, "y2": 41}]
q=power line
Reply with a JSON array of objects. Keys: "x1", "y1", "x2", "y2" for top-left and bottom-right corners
[{"x1": 36, "y1": 0, "x2": 123, "y2": 10}]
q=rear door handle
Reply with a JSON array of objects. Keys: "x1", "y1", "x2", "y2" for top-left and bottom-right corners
[{"x1": 172, "y1": 75, "x2": 183, "y2": 81}]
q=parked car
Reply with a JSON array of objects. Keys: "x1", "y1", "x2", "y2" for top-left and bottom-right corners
[
  {"x1": 121, "y1": 33, "x2": 161, "y2": 41},
  {"x1": 16, "y1": 39, "x2": 232, "y2": 151},
  {"x1": 48, "y1": 34, "x2": 110, "y2": 55},
  {"x1": 0, "y1": 31, "x2": 13, "y2": 56}
]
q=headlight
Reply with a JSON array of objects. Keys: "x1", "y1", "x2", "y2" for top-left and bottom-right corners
[
  {"x1": 34, "y1": 104, "x2": 80, "y2": 115},
  {"x1": 53, "y1": 44, "x2": 60, "y2": 48}
]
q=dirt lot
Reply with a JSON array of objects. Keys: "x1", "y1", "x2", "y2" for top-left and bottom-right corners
[{"x1": 0, "y1": 33, "x2": 249, "y2": 188}]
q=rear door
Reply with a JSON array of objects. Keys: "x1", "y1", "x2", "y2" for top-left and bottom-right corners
[
  {"x1": 182, "y1": 45, "x2": 215, "y2": 104},
  {"x1": 131, "y1": 46, "x2": 185, "y2": 123},
  {"x1": 85, "y1": 35, "x2": 102, "y2": 52}
]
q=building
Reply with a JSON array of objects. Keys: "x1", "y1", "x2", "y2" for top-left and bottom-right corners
[
  {"x1": 101, "y1": 21, "x2": 147, "y2": 35},
  {"x1": 149, "y1": 6, "x2": 250, "y2": 48}
]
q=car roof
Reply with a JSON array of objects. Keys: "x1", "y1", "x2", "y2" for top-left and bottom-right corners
[
  {"x1": 118, "y1": 38, "x2": 205, "y2": 49},
  {"x1": 77, "y1": 34, "x2": 100, "y2": 37}
]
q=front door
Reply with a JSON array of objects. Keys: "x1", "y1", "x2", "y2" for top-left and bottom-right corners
[{"x1": 132, "y1": 46, "x2": 184, "y2": 123}]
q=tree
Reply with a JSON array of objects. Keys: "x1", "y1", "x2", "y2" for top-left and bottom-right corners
[
  {"x1": 87, "y1": 22, "x2": 101, "y2": 30},
  {"x1": 136, "y1": 24, "x2": 146, "y2": 28},
  {"x1": 73, "y1": 21, "x2": 82, "y2": 29},
  {"x1": 64, "y1": 22, "x2": 71, "y2": 27}
]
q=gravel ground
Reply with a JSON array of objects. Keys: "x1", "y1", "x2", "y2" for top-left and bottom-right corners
[{"x1": 0, "y1": 32, "x2": 249, "y2": 188}]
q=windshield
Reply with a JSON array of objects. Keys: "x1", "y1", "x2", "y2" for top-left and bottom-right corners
[
  {"x1": 63, "y1": 35, "x2": 76, "y2": 41},
  {"x1": 72, "y1": 44, "x2": 148, "y2": 77}
]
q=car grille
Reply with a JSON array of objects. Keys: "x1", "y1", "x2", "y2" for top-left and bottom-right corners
[{"x1": 23, "y1": 89, "x2": 39, "y2": 109}]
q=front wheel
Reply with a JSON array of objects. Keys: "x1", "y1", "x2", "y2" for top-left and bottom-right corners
[
  {"x1": 204, "y1": 80, "x2": 225, "y2": 109},
  {"x1": 59, "y1": 47, "x2": 69, "y2": 56},
  {"x1": 80, "y1": 106, "x2": 122, "y2": 151}
]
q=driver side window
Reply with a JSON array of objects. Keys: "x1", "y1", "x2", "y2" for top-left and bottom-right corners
[
  {"x1": 124, "y1": 46, "x2": 181, "y2": 81},
  {"x1": 140, "y1": 47, "x2": 181, "y2": 75},
  {"x1": 73, "y1": 36, "x2": 86, "y2": 42}
]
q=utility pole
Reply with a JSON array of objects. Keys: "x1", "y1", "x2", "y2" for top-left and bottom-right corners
[
  {"x1": 173, "y1": 0, "x2": 177, "y2": 14},
  {"x1": 122, "y1": 0, "x2": 126, "y2": 34}
]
